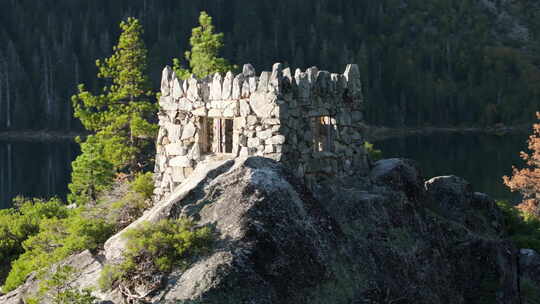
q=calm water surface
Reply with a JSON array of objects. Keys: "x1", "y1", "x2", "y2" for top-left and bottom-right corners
[
  {"x1": 374, "y1": 132, "x2": 529, "y2": 202},
  {"x1": 0, "y1": 132, "x2": 530, "y2": 209},
  {"x1": 0, "y1": 140, "x2": 78, "y2": 209}
]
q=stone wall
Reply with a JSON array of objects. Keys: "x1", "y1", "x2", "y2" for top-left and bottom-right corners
[{"x1": 154, "y1": 63, "x2": 368, "y2": 201}]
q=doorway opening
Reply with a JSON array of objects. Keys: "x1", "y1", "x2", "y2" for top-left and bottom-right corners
[
  {"x1": 199, "y1": 117, "x2": 234, "y2": 154},
  {"x1": 312, "y1": 116, "x2": 336, "y2": 152}
]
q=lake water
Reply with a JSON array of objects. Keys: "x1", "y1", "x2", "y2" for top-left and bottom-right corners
[
  {"x1": 374, "y1": 132, "x2": 529, "y2": 202},
  {"x1": 0, "y1": 140, "x2": 78, "y2": 209},
  {"x1": 0, "y1": 132, "x2": 530, "y2": 209}
]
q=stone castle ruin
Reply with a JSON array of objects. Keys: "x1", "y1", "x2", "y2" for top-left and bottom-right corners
[{"x1": 154, "y1": 63, "x2": 369, "y2": 201}]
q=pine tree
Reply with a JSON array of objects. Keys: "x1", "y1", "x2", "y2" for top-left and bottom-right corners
[
  {"x1": 72, "y1": 17, "x2": 157, "y2": 172},
  {"x1": 69, "y1": 17, "x2": 157, "y2": 205},
  {"x1": 173, "y1": 11, "x2": 235, "y2": 79},
  {"x1": 68, "y1": 136, "x2": 115, "y2": 204}
]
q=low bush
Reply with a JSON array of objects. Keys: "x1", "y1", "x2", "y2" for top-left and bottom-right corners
[
  {"x1": 1, "y1": 172, "x2": 155, "y2": 292},
  {"x1": 99, "y1": 218, "x2": 213, "y2": 291},
  {"x1": 497, "y1": 201, "x2": 540, "y2": 252},
  {"x1": 26, "y1": 266, "x2": 97, "y2": 304},
  {"x1": 130, "y1": 171, "x2": 155, "y2": 200},
  {"x1": 363, "y1": 141, "x2": 383, "y2": 162},
  {"x1": 2, "y1": 209, "x2": 115, "y2": 292},
  {"x1": 109, "y1": 191, "x2": 150, "y2": 230},
  {"x1": 0, "y1": 197, "x2": 68, "y2": 286},
  {"x1": 108, "y1": 173, "x2": 154, "y2": 230}
]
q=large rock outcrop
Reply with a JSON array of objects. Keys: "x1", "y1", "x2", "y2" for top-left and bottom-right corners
[
  {"x1": 0, "y1": 157, "x2": 521, "y2": 303},
  {"x1": 520, "y1": 248, "x2": 540, "y2": 303}
]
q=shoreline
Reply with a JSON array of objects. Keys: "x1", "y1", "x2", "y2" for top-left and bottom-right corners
[
  {"x1": 0, "y1": 130, "x2": 85, "y2": 142},
  {"x1": 363, "y1": 124, "x2": 530, "y2": 142},
  {"x1": 0, "y1": 124, "x2": 531, "y2": 143}
]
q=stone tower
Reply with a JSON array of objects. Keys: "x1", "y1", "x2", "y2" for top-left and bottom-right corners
[{"x1": 153, "y1": 63, "x2": 368, "y2": 201}]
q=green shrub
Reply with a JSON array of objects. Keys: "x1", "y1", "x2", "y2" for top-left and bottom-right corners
[
  {"x1": 130, "y1": 172, "x2": 155, "y2": 200},
  {"x1": 2, "y1": 209, "x2": 115, "y2": 292},
  {"x1": 99, "y1": 218, "x2": 213, "y2": 290},
  {"x1": 98, "y1": 263, "x2": 127, "y2": 292},
  {"x1": 497, "y1": 201, "x2": 540, "y2": 252},
  {"x1": 105, "y1": 172, "x2": 155, "y2": 228},
  {"x1": 363, "y1": 141, "x2": 383, "y2": 161},
  {"x1": 0, "y1": 197, "x2": 68, "y2": 286},
  {"x1": 26, "y1": 266, "x2": 97, "y2": 304},
  {"x1": 110, "y1": 191, "x2": 150, "y2": 230}
]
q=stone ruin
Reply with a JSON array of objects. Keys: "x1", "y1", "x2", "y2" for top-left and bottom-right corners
[{"x1": 153, "y1": 63, "x2": 369, "y2": 201}]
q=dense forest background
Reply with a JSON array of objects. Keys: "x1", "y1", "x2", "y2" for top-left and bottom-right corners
[{"x1": 1, "y1": 0, "x2": 540, "y2": 130}]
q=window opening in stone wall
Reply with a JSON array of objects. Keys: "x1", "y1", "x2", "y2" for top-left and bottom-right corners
[
  {"x1": 223, "y1": 119, "x2": 234, "y2": 154},
  {"x1": 199, "y1": 117, "x2": 214, "y2": 154},
  {"x1": 312, "y1": 116, "x2": 336, "y2": 152},
  {"x1": 201, "y1": 118, "x2": 234, "y2": 155}
]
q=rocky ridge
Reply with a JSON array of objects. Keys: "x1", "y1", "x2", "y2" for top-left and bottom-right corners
[{"x1": 0, "y1": 157, "x2": 525, "y2": 303}]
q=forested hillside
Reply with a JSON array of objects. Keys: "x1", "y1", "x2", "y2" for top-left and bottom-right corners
[{"x1": 1, "y1": 0, "x2": 540, "y2": 130}]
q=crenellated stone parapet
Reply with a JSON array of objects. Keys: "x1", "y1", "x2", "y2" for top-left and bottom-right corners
[{"x1": 154, "y1": 63, "x2": 368, "y2": 201}]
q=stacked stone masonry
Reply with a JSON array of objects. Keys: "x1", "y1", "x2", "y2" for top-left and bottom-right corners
[{"x1": 154, "y1": 63, "x2": 369, "y2": 201}]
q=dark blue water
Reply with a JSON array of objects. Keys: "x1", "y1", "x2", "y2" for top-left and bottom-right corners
[
  {"x1": 0, "y1": 140, "x2": 78, "y2": 209},
  {"x1": 374, "y1": 132, "x2": 529, "y2": 202},
  {"x1": 0, "y1": 132, "x2": 530, "y2": 209}
]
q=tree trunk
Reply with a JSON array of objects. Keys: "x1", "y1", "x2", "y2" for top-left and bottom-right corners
[
  {"x1": 5, "y1": 58, "x2": 10, "y2": 129},
  {"x1": 7, "y1": 143, "x2": 12, "y2": 200},
  {"x1": 0, "y1": 55, "x2": 4, "y2": 129}
]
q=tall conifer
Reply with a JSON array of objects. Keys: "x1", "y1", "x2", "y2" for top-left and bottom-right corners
[
  {"x1": 174, "y1": 11, "x2": 235, "y2": 79},
  {"x1": 69, "y1": 17, "x2": 157, "y2": 205}
]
